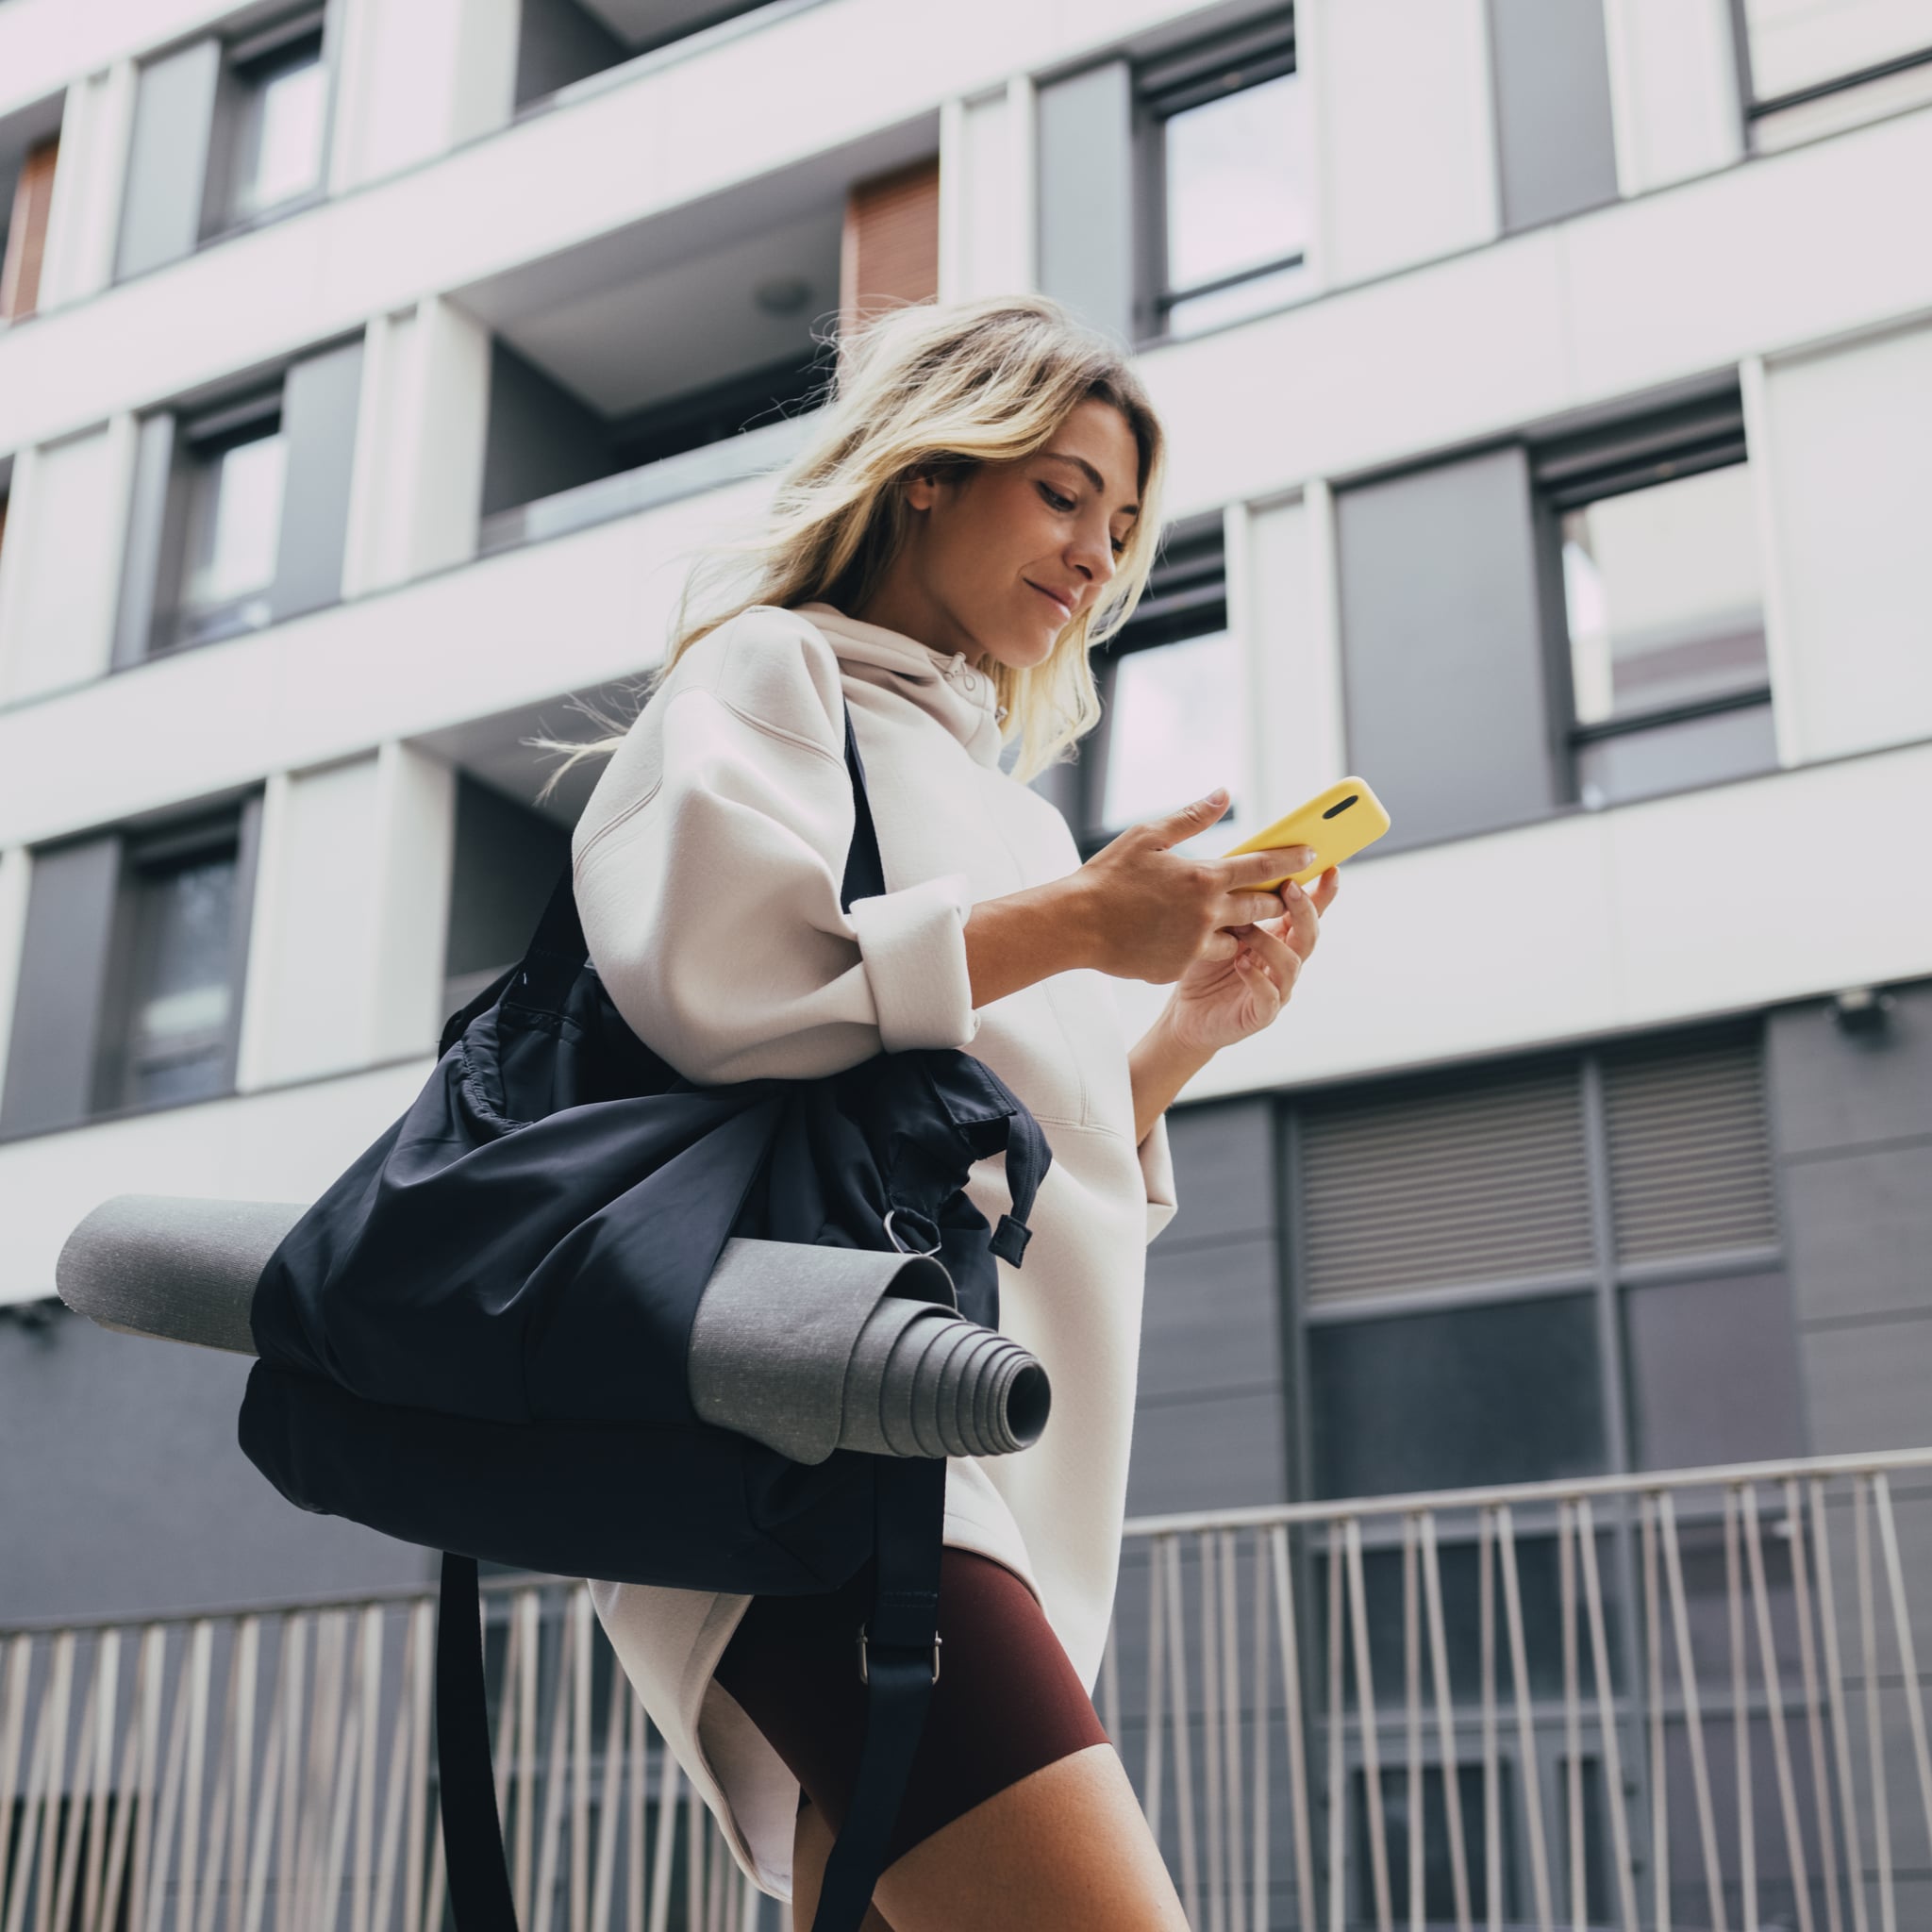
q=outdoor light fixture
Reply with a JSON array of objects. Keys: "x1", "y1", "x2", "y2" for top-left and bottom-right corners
[
  {"x1": 1830, "y1": 985, "x2": 1895, "y2": 1037},
  {"x1": 753, "y1": 275, "x2": 812, "y2": 315}
]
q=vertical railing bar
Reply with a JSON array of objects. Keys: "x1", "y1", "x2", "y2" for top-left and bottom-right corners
[
  {"x1": 490, "y1": 1595, "x2": 519, "y2": 1887},
  {"x1": 187, "y1": 1624, "x2": 241, "y2": 1932},
  {"x1": 420, "y1": 1796, "x2": 446, "y2": 1932},
  {"x1": 1743, "y1": 1484, "x2": 1815, "y2": 1932},
  {"x1": 590, "y1": 1629, "x2": 625, "y2": 1932},
  {"x1": 295, "y1": 1612, "x2": 346, "y2": 1932},
  {"x1": 1403, "y1": 1519, "x2": 1422, "y2": 1932},
  {"x1": 643, "y1": 1746, "x2": 677, "y2": 1932},
  {"x1": 1420, "y1": 1514, "x2": 1472, "y2": 1932},
  {"x1": 370, "y1": 1619, "x2": 414, "y2": 1932},
  {"x1": 1807, "y1": 1483, "x2": 1869, "y2": 1932},
  {"x1": 624, "y1": 1692, "x2": 644, "y2": 1932},
  {"x1": 1855, "y1": 1479, "x2": 1893, "y2": 1932},
  {"x1": 1560, "y1": 1502, "x2": 1582, "y2": 1932},
  {"x1": 1343, "y1": 1518, "x2": 1391, "y2": 1932},
  {"x1": 1325, "y1": 1524, "x2": 1345, "y2": 1932},
  {"x1": 406, "y1": 1604, "x2": 433, "y2": 1932},
  {"x1": 33, "y1": 1630, "x2": 78, "y2": 1932},
  {"x1": 705, "y1": 1824, "x2": 725, "y2": 1932},
  {"x1": 1479, "y1": 1512, "x2": 1500, "y2": 1932},
  {"x1": 1250, "y1": 1527, "x2": 1271, "y2": 1932},
  {"x1": 531, "y1": 1596, "x2": 575, "y2": 1932},
  {"x1": 274, "y1": 1616, "x2": 308, "y2": 1932},
  {"x1": 241, "y1": 1627, "x2": 288, "y2": 1932},
  {"x1": 137, "y1": 1627, "x2": 165, "y2": 1932},
  {"x1": 1725, "y1": 1489, "x2": 1757, "y2": 1932},
  {"x1": 3, "y1": 1636, "x2": 53, "y2": 1932},
  {"x1": 1575, "y1": 1498, "x2": 1640, "y2": 1932},
  {"x1": 683, "y1": 1757, "x2": 702, "y2": 1932},
  {"x1": 1658, "y1": 1494, "x2": 1727, "y2": 1932},
  {"x1": 1220, "y1": 1531, "x2": 1246, "y2": 1932},
  {"x1": 1497, "y1": 1507, "x2": 1555, "y2": 1932},
  {"x1": 79, "y1": 1630, "x2": 122, "y2": 1932},
  {"x1": 1200, "y1": 1530, "x2": 1225, "y2": 1932},
  {"x1": 515, "y1": 1593, "x2": 540, "y2": 1932},
  {"x1": 1641, "y1": 1500, "x2": 1670, "y2": 1932},
  {"x1": 571, "y1": 1592, "x2": 591, "y2": 1932},
  {"x1": 50, "y1": 1630, "x2": 104, "y2": 1932},
  {"x1": 1145, "y1": 1539, "x2": 1167, "y2": 1848},
  {"x1": 229, "y1": 1622, "x2": 260, "y2": 1932},
  {"x1": 1167, "y1": 1533, "x2": 1201, "y2": 1929},
  {"x1": 143, "y1": 1628, "x2": 193, "y2": 1932},
  {"x1": 101, "y1": 1630, "x2": 158, "y2": 1932},
  {"x1": 1267, "y1": 1524, "x2": 1314, "y2": 1932},
  {"x1": 355, "y1": 1609, "x2": 382, "y2": 1932},
  {"x1": 0, "y1": 1637, "x2": 29, "y2": 1910},
  {"x1": 1872, "y1": 1474, "x2": 1932, "y2": 1857},
  {"x1": 312, "y1": 1613, "x2": 362, "y2": 1932},
  {"x1": 1784, "y1": 1479, "x2": 1843, "y2": 1932},
  {"x1": 1101, "y1": 1616, "x2": 1122, "y2": 1752}
]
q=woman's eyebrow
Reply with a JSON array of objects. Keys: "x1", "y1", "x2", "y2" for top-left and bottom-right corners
[{"x1": 1040, "y1": 450, "x2": 1140, "y2": 518}]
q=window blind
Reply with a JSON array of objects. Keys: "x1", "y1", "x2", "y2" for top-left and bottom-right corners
[
  {"x1": 0, "y1": 136, "x2": 59, "y2": 322},
  {"x1": 840, "y1": 157, "x2": 939, "y2": 343},
  {"x1": 1300, "y1": 1065, "x2": 1594, "y2": 1303}
]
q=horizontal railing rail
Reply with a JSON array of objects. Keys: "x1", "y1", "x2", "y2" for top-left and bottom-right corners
[{"x1": 4, "y1": 1447, "x2": 1929, "y2": 1932}]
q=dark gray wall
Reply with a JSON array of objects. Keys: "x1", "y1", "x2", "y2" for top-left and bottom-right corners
[
  {"x1": 444, "y1": 776, "x2": 573, "y2": 981},
  {"x1": 481, "y1": 341, "x2": 613, "y2": 518},
  {"x1": 1336, "y1": 444, "x2": 1564, "y2": 851},
  {"x1": 514, "y1": 0, "x2": 628, "y2": 107},
  {"x1": 1036, "y1": 59, "x2": 1136, "y2": 348},
  {"x1": 1486, "y1": 0, "x2": 1621, "y2": 232},
  {"x1": 270, "y1": 336, "x2": 365, "y2": 622},
  {"x1": 0, "y1": 1307, "x2": 430, "y2": 1624},
  {"x1": 1767, "y1": 976, "x2": 1932, "y2": 1457},
  {"x1": 1126, "y1": 1098, "x2": 1289, "y2": 1517}
]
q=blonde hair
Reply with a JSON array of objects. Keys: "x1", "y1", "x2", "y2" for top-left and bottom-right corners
[{"x1": 530, "y1": 293, "x2": 1169, "y2": 801}]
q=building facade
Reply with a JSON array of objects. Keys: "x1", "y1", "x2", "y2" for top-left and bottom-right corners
[{"x1": 2, "y1": 0, "x2": 1930, "y2": 1925}]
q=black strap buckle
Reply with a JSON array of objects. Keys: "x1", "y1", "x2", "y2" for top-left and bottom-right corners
[{"x1": 857, "y1": 1624, "x2": 942, "y2": 1685}]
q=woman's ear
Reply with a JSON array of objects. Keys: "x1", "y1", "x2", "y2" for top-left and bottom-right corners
[{"x1": 902, "y1": 467, "x2": 941, "y2": 513}]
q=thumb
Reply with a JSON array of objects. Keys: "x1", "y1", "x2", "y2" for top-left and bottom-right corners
[{"x1": 1146, "y1": 787, "x2": 1231, "y2": 849}]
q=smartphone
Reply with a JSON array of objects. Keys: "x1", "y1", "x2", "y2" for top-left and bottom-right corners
[{"x1": 1220, "y1": 777, "x2": 1391, "y2": 892}]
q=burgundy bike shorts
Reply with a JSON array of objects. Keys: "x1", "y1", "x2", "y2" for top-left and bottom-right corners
[{"x1": 711, "y1": 1545, "x2": 1110, "y2": 1873}]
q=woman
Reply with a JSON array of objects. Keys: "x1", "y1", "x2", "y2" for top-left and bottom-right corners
[{"x1": 546, "y1": 293, "x2": 1339, "y2": 1929}]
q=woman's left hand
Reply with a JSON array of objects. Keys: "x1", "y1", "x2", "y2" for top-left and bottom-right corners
[{"x1": 1161, "y1": 867, "x2": 1341, "y2": 1055}]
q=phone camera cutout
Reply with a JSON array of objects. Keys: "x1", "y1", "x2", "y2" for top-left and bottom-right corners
[{"x1": 1322, "y1": 795, "x2": 1359, "y2": 819}]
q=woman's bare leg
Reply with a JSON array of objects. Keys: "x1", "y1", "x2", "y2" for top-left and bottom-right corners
[{"x1": 787, "y1": 1742, "x2": 1186, "y2": 1932}]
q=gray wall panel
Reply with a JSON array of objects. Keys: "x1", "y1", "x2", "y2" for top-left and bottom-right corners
[
  {"x1": 1337, "y1": 444, "x2": 1561, "y2": 849},
  {"x1": 0, "y1": 1308, "x2": 428, "y2": 1624},
  {"x1": 0, "y1": 834, "x2": 122, "y2": 1141},
  {"x1": 114, "y1": 38, "x2": 222, "y2": 280},
  {"x1": 110, "y1": 410, "x2": 180, "y2": 668},
  {"x1": 1782, "y1": 1143, "x2": 1932, "y2": 1324},
  {"x1": 1139, "y1": 1235, "x2": 1282, "y2": 1405},
  {"x1": 1767, "y1": 980, "x2": 1932, "y2": 1154},
  {"x1": 1036, "y1": 60, "x2": 1135, "y2": 346},
  {"x1": 1487, "y1": 0, "x2": 1621, "y2": 232},
  {"x1": 444, "y1": 775, "x2": 573, "y2": 979},
  {"x1": 1162, "y1": 1096, "x2": 1276, "y2": 1248},
  {"x1": 515, "y1": 0, "x2": 627, "y2": 107},
  {"x1": 481, "y1": 340, "x2": 612, "y2": 518},
  {"x1": 271, "y1": 336, "x2": 366, "y2": 622},
  {"x1": 1125, "y1": 1389, "x2": 1289, "y2": 1515}
]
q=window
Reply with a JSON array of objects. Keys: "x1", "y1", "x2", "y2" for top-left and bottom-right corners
[
  {"x1": 1734, "y1": 0, "x2": 1932, "y2": 147},
  {"x1": 113, "y1": 337, "x2": 364, "y2": 666},
  {"x1": 1135, "y1": 12, "x2": 1309, "y2": 341},
  {"x1": 0, "y1": 798, "x2": 262, "y2": 1141},
  {"x1": 207, "y1": 10, "x2": 329, "y2": 232},
  {"x1": 0, "y1": 124, "x2": 59, "y2": 324},
  {"x1": 1073, "y1": 520, "x2": 1242, "y2": 855},
  {"x1": 1290, "y1": 1024, "x2": 1797, "y2": 1502},
  {"x1": 1533, "y1": 392, "x2": 1776, "y2": 810}
]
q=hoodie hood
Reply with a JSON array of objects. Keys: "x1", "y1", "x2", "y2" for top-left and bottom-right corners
[{"x1": 791, "y1": 601, "x2": 1007, "y2": 770}]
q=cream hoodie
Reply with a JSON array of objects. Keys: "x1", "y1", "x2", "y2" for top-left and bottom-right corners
[{"x1": 571, "y1": 599, "x2": 1177, "y2": 1899}]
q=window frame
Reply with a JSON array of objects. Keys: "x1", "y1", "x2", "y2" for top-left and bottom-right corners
[
  {"x1": 1526, "y1": 390, "x2": 1775, "y2": 810},
  {"x1": 1130, "y1": 9, "x2": 1303, "y2": 347},
  {"x1": 200, "y1": 7, "x2": 333, "y2": 245},
  {"x1": 1728, "y1": 0, "x2": 1932, "y2": 123},
  {"x1": 1072, "y1": 515, "x2": 1228, "y2": 856}
]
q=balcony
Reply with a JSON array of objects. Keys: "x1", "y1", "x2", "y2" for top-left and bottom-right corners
[{"x1": 4, "y1": 1447, "x2": 1928, "y2": 1930}]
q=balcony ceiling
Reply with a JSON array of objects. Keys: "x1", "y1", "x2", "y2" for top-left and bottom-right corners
[{"x1": 581, "y1": 0, "x2": 758, "y2": 50}]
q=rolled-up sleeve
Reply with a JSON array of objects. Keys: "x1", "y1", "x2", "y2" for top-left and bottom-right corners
[{"x1": 570, "y1": 612, "x2": 983, "y2": 1085}]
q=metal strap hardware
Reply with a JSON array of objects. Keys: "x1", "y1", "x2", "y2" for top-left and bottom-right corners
[
  {"x1": 857, "y1": 1624, "x2": 942, "y2": 1685},
  {"x1": 881, "y1": 1208, "x2": 942, "y2": 1258}
]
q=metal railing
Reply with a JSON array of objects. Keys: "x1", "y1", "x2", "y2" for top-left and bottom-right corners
[{"x1": 3, "y1": 1448, "x2": 1929, "y2": 1932}]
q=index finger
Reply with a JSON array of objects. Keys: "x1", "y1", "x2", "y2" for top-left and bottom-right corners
[{"x1": 1220, "y1": 846, "x2": 1317, "y2": 889}]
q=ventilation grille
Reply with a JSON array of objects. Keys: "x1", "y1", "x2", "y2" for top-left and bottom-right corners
[
  {"x1": 1604, "y1": 1042, "x2": 1776, "y2": 1262},
  {"x1": 1300, "y1": 1068, "x2": 1593, "y2": 1304}
]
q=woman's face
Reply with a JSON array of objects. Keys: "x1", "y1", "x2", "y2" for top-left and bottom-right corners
[{"x1": 864, "y1": 397, "x2": 1143, "y2": 674}]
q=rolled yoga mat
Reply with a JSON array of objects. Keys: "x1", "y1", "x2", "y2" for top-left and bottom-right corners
[{"x1": 55, "y1": 1200, "x2": 1050, "y2": 1464}]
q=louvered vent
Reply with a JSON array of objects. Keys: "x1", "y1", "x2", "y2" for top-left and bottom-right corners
[
  {"x1": 1604, "y1": 1041, "x2": 1775, "y2": 1261},
  {"x1": 1300, "y1": 1067, "x2": 1593, "y2": 1303}
]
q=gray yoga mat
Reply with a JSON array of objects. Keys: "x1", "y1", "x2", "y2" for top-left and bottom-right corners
[{"x1": 55, "y1": 1198, "x2": 1049, "y2": 1463}]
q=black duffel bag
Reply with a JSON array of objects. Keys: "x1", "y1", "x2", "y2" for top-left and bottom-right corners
[{"x1": 237, "y1": 702, "x2": 1051, "y2": 1932}]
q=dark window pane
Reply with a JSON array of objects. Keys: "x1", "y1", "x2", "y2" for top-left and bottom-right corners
[
  {"x1": 122, "y1": 848, "x2": 238, "y2": 1108},
  {"x1": 1624, "y1": 1272, "x2": 1805, "y2": 1472},
  {"x1": 1574, "y1": 698, "x2": 1778, "y2": 808},
  {"x1": 1309, "y1": 1296, "x2": 1607, "y2": 1498},
  {"x1": 1353, "y1": 1761, "x2": 1514, "y2": 1925}
]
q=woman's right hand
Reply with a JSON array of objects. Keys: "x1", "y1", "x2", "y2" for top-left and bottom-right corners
[{"x1": 1067, "y1": 789, "x2": 1315, "y2": 985}]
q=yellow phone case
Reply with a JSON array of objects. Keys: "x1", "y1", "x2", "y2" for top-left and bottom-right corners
[{"x1": 1220, "y1": 777, "x2": 1391, "y2": 891}]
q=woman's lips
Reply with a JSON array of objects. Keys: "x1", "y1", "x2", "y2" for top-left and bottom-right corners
[{"x1": 1026, "y1": 580, "x2": 1074, "y2": 623}]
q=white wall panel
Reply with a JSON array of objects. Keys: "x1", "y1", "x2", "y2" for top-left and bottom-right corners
[
  {"x1": 1601, "y1": 0, "x2": 1743, "y2": 195},
  {"x1": 940, "y1": 82, "x2": 1032, "y2": 304},
  {"x1": 1740, "y1": 0, "x2": 1932, "y2": 99},
  {"x1": 1315, "y1": 0, "x2": 1498, "y2": 286},
  {"x1": 1760, "y1": 320, "x2": 1932, "y2": 763},
  {"x1": 0, "y1": 419, "x2": 136, "y2": 704},
  {"x1": 0, "y1": 1056, "x2": 432, "y2": 1306},
  {"x1": 37, "y1": 61, "x2": 137, "y2": 309},
  {"x1": 0, "y1": 0, "x2": 240, "y2": 120},
  {"x1": 366, "y1": 741, "x2": 457, "y2": 1063}
]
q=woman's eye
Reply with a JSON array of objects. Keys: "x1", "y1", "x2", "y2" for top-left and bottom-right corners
[{"x1": 1040, "y1": 485, "x2": 1074, "y2": 512}]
